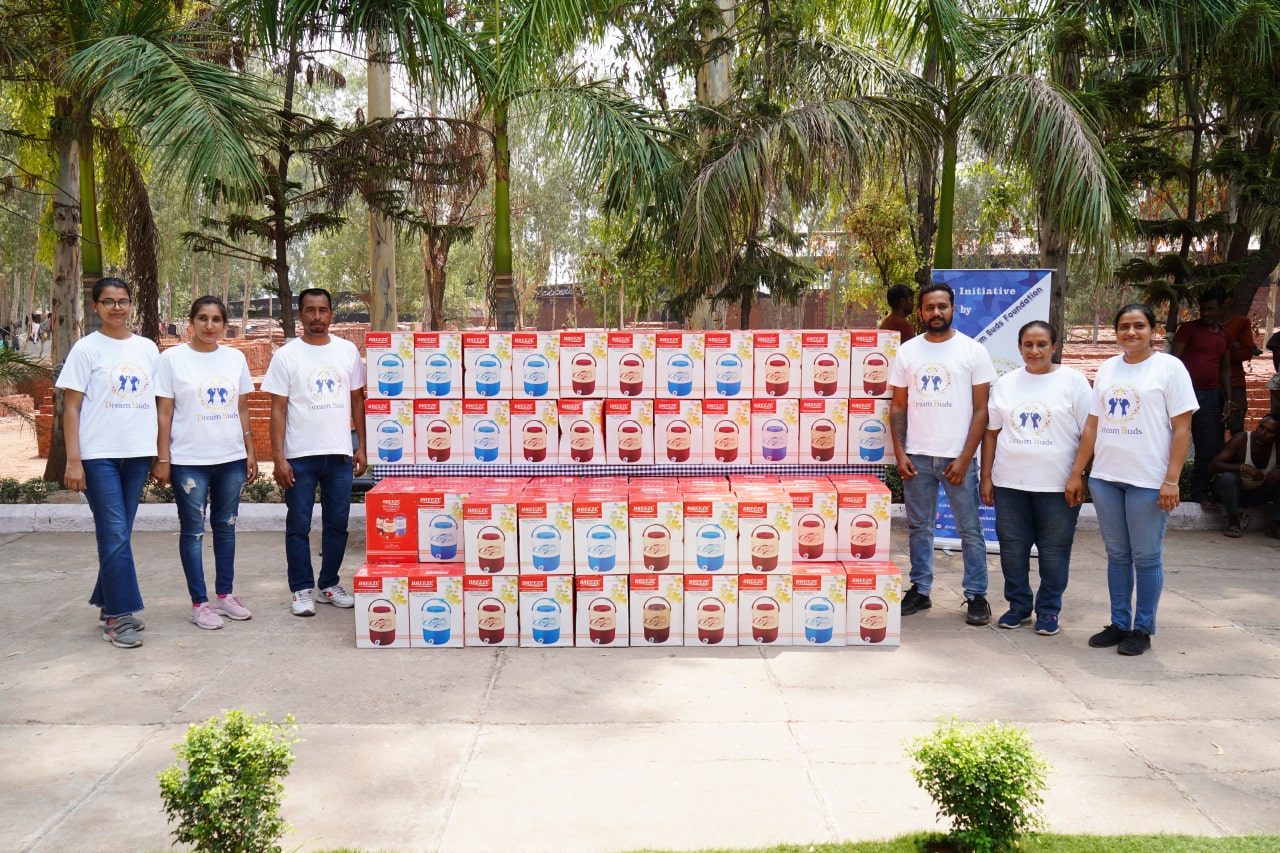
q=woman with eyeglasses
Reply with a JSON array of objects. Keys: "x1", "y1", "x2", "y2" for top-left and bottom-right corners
[{"x1": 56, "y1": 277, "x2": 160, "y2": 648}]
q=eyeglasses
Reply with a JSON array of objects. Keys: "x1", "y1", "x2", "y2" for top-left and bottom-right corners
[{"x1": 97, "y1": 299, "x2": 132, "y2": 309}]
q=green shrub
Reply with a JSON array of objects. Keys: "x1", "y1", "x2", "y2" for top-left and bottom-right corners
[
  {"x1": 906, "y1": 717, "x2": 1050, "y2": 853},
  {"x1": 240, "y1": 474, "x2": 277, "y2": 503},
  {"x1": 882, "y1": 464, "x2": 904, "y2": 503},
  {"x1": 158, "y1": 710, "x2": 298, "y2": 853},
  {"x1": 0, "y1": 477, "x2": 62, "y2": 504},
  {"x1": 146, "y1": 477, "x2": 174, "y2": 503}
]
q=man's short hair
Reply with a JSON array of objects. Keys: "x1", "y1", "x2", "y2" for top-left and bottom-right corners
[
  {"x1": 918, "y1": 281, "x2": 954, "y2": 308},
  {"x1": 888, "y1": 284, "x2": 914, "y2": 308},
  {"x1": 1198, "y1": 286, "x2": 1227, "y2": 306},
  {"x1": 297, "y1": 288, "x2": 332, "y2": 311}
]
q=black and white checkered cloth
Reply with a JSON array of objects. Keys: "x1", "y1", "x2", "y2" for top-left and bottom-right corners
[{"x1": 372, "y1": 463, "x2": 889, "y2": 482}]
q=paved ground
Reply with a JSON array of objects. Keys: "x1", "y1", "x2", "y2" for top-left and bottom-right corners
[{"x1": 2, "y1": 514, "x2": 1278, "y2": 853}]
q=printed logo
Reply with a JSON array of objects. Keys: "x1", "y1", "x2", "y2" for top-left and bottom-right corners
[
  {"x1": 915, "y1": 362, "x2": 951, "y2": 398},
  {"x1": 1009, "y1": 401, "x2": 1051, "y2": 439},
  {"x1": 197, "y1": 374, "x2": 236, "y2": 413},
  {"x1": 1100, "y1": 385, "x2": 1140, "y2": 423},
  {"x1": 110, "y1": 362, "x2": 150, "y2": 402},
  {"x1": 307, "y1": 366, "x2": 344, "y2": 402}
]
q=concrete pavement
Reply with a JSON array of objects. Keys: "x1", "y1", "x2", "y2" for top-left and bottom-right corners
[{"x1": 2, "y1": 516, "x2": 1278, "y2": 853}]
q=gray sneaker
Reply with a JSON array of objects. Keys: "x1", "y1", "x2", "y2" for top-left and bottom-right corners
[
  {"x1": 318, "y1": 584, "x2": 354, "y2": 608},
  {"x1": 99, "y1": 611, "x2": 144, "y2": 631},
  {"x1": 102, "y1": 619, "x2": 144, "y2": 648}
]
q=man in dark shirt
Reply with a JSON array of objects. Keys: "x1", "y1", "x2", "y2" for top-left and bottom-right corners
[
  {"x1": 1219, "y1": 293, "x2": 1256, "y2": 436},
  {"x1": 879, "y1": 284, "x2": 917, "y2": 343},
  {"x1": 1171, "y1": 288, "x2": 1231, "y2": 504}
]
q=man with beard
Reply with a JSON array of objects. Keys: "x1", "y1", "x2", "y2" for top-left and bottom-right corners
[
  {"x1": 263, "y1": 288, "x2": 367, "y2": 616},
  {"x1": 888, "y1": 281, "x2": 997, "y2": 625}
]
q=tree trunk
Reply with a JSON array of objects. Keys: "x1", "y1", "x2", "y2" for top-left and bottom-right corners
[
  {"x1": 423, "y1": 234, "x2": 450, "y2": 331},
  {"x1": 367, "y1": 37, "x2": 397, "y2": 332},
  {"x1": 78, "y1": 123, "x2": 102, "y2": 336},
  {"x1": 45, "y1": 96, "x2": 83, "y2": 484},
  {"x1": 914, "y1": 45, "x2": 940, "y2": 288},
  {"x1": 1039, "y1": 202, "x2": 1071, "y2": 362},
  {"x1": 739, "y1": 287, "x2": 753, "y2": 331},
  {"x1": 273, "y1": 38, "x2": 300, "y2": 338},
  {"x1": 493, "y1": 99, "x2": 516, "y2": 331},
  {"x1": 933, "y1": 121, "x2": 959, "y2": 270}
]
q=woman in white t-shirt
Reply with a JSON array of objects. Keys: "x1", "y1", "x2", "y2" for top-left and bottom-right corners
[
  {"x1": 153, "y1": 296, "x2": 257, "y2": 631},
  {"x1": 55, "y1": 277, "x2": 159, "y2": 649},
  {"x1": 980, "y1": 321, "x2": 1092, "y2": 637},
  {"x1": 1067, "y1": 303, "x2": 1197, "y2": 657}
]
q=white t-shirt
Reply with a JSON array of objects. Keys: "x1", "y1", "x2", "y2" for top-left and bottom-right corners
[
  {"x1": 55, "y1": 332, "x2": 160, "y2": 460},
  {"x1": 261, "y1": 336, "x2": 366, "y2": 458},
  {"x1": 888, "y1": 331, "x2": 997, "y2": 458},
  {"x1": 987, "y1": 366, "x2": 1093, "y2": 491},
  {"x1": 1090, "y1": 352, "x2": 1198, "y2": 489},
  {"x1": 154, "y1": 344, "x2": 255, "y2": 465}
]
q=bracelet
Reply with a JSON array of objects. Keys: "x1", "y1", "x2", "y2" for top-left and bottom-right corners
[
  {"x1": 1163, "y1": 480, "x2": 1177, "y2": 487},
  {"x1": 157, "y1": 459, "x2": 169, "y2": 463},
  {"x1": 243, "y1": 430, "x2": 252, "y2": 436}
]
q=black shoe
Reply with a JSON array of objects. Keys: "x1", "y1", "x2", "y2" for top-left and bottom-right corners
[
  {"x1": 901, "y1": 584, "x2": 932, "y2": 615},
  {"x1": 964, "y1": 595, "x2": 992, "y2": 626},
  {"x1": 1117, "y1": 630, "x2": 1151, "y2": 656},
  {"x1": 1088, "y1": 623, "x2": 1130, "y2": 648}
]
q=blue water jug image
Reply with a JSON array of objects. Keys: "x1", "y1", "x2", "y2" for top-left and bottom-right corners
[
  {"x1": 695, "y1": 524, "x2": 726, "y2": 571},
  {"x1": 666, "y1": 353, "x2": 694, "y2": 396},
  {"x1": 425, "y1": 352, "x2": 452, "y2": 397},
  {"x1": 376, "y1": 352, "x2": 405, "y2": 397},
  {"x1": 586, "y1": 524, "x2": 617, "y2": 572},
  {"x1": 714, "y1": 352, "x2": 742, "y2": 396},
  {"x1": 474, "y1": 353, "x2": 502, "y2": 397},
  {"x1": 531, "y1": 597, "x2": 562, "y2": 644},
  {"x1": 376, "y1": 419, "x2": 404, "y2": 463},
  {"x1": 531, "y1": 524, "x2": 562, "y2": 572},
  {"x1": 428, "y1": 514, "x2": 458, "y2": 560},
  {"x1": 859, "y1": 418, "x2": 886, "y2": 462},
  {"x1": 421, "y1": 598, "x2": 452, "y2": 645},
  {"x1": 522, "y1": 353, "x2": 550, "y2": 397},
  {"x1": 762, "y1": 419, "x2": 788, "y2": 462},
  {"x1": 473, "y1": 419, "x2": 500, "y2": 462},
  {"x1": 804, "y1": 596, "x2": 835, "y2": 644}
]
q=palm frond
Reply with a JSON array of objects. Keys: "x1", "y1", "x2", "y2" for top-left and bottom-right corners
[{"x1": 491, "y1": 0, "x2": 608, "y2": 100}]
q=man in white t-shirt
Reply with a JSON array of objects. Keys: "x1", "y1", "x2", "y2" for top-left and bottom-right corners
[
  {"x1": 888, "y1": 281, "x2": 997, "y2": 626},
  {"x1": 262, "y1": 288, "x2": 367, "y2": 617}
]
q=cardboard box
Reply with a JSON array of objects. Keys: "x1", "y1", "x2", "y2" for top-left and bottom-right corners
[
  {"x1": 604, "y1": 398, "x2": 655, "y2": 465},
  {"x1": 511, "y1": 332, "x2": 560, "y2": 399},
  {"x1": 629, "y1": 493, "x2": 684, "y2": 572},
  {"x1": 416, "y1": 487, "x2": 465, "y2": 563},
  {"x1": 606, "y1": 331, "x2": 656, "y2": 398},
  {"x1": 849, "y1": 330, "x2": 900, "y2": 399},
  {"x1": 845, "y1": 561, "x2": 902, "y2": 647},
  {"x1": 704, "y1": 331, "x2": 754, "y2": 398},
  {"x1": 354, "y1": 564, "x2": 410, "y2": 648},
  {"x1": 753, "y1": 331, "x2": 801, "y2": 398},
  {"x1": 461, "y1": 399, "x2": 511, "y2": 465},
  {"x1": 684, "y1": 574, "x2": 738, "y2": 646},
  {"x1": 575, "y1": 575, "x2": 629, "y2": 647},
  {"x1": 629, "y1": 573, "x2": 684, "y2": 646},
  {"x1": 573, "y1": 493, "x2": 630, "y2": 574},
  {"x1": 463, "y1": 574, "x2": 519, "y2": 646},
  {"x1": 365, "y1": 479, "x2": 426, "y2": 563},
  {"x1": 413, "y1": 399, "x2": 464, "y2": 465},
  {"x1": 654, "y1": 331, "x2": 705, "y2": 398},
  {"x1": 702, "y1": 399, "x2": 751, "y2": 464},
  {"x1": 558, "y1": 330, "x2": 608, "y2": 398},
  {"x1": 413, "y1": 331, "x2": 462, "y2": 399},
  {"x1": 737, "y1": 492, "x2": 794, "y2": 574},
  {"x1": 518, "y1": 494, "x2": 575, "y2": 574},
  {"x1": 408, "y1": 565, "x2": 464, "y2": 648},
  {"x1": 510, "y1": 400, "x2": 559, "y2": 464},
  {"x1": 798, "y1": 398, "x2": 849, "y2": 465},
  {"x1": 792, "y1": 563, "x2": 847, "y2": 646},
  {"x1": 653, "y1": 399, "x2": 703, "y2": 465},
  {"x1": 738, "y1": 573, "x2": 793, "y2": 646},
  {"x1": 462, "y1": 490, "x2": 519, "y2": 575},
  {"x1": 833, "y1": 476, "x2": 892, "y2": 563},
  {"x1": 799, "y1": 330, "x2": 851, "y2": 398},
  {"x1": 558, "y1": 398, "x2": 604, "y2": 465},
  {"x1": 519, "y1": 574, "x2": 574, "y2": 647},
  {"x1": 462, "y1": 331, "x2": 513, "y2": 399},
  {"x1": 684, "y1": 494, "x2": 739, "y2": 574},
  {"x1": 847, "y1": 398, "x2": 894, "y2": 465},
  {"x1": 788, "y1": 479, "x2": 838, "y2": 563},
  {"x1": 366, "y1": 331, "x2": 414, "y2": 399},
  {"x1": 366, "y1": 398, "x2": 414, "y2": 465},
  {"x1": 750, "y1": 399, "x2": 799, "y2": 465}
]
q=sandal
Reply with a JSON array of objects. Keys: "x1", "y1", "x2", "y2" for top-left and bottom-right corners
[{"x1": 1225, "y1": 517, "x2": 1243, "y2": 538}]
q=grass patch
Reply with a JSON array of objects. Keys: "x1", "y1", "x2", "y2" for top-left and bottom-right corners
[{"x1": 608, "y1": 838, "x2": 1280, "y2": 853}]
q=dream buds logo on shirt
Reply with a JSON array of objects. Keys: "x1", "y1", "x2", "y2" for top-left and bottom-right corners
[
  {"x1": 198, "y1": 375, "x2": 236, "y2": 414},
  {"x1": 1100, "y1": 385, "x2": 1140, "y2": 423},
  {"x1": 1009, "y1": 401, "x2": 1052, "y2": 439},
  {"x1": 110, "y1": 362, "x2": 150, "y2": 402},
  {"x1": 307, "y1": 367, "x2": 344, "y2": 403},
  {"x1": 916, "y1": 363, "x2": 952, "y2": 399}
]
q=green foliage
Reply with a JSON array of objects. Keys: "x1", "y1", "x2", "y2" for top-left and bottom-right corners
[
  {"x1": 240, "y1": 474, "x2": 277, "y2": 504},
  {"x1": 146, "y1": 478, "x2": 174, "y2": 503},
  {"x1": 0, "y1": 477, "x2": 61, "y2": 504},
  {"x1": 907, "y1": 717, "x2": 1050, "y2": 853},
  {"x1": 157, "y1": 710, "x2": 298, "y2": 853},
  {"x1": 881, "y1": 464, "x2": 904, "y2": 504}
]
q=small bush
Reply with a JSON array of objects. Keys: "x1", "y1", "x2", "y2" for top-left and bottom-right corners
[
  {"x1": 907, "y1": 717, "x2": 1050, "y2": 853},
  {"x1": 158, "y1": 710, "x2": 298, "y2": 853},
  {"x1": 146, "y1": 477, "x2": 174, "y2": 503},
  {"x1": 0, "y1": 477, "x2": 62, "y2": 504},
  {"x1": 240, "y1": 474, "x2": 277, "y2": 503}
]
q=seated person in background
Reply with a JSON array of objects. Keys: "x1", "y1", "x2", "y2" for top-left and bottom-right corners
[
  {"x1": 1268, "y1": 330, "x2": 1280, "y2": 417},
  {"x1": 1208, "y1": 413, "x2": 1280, "y2": 539}
]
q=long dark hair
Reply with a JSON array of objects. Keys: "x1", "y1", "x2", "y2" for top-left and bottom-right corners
[
  {"x1": 188, "y1": 295, "x2": 228, "y2": 323},
  {"x1": 1113, "y1": 303, "x2": 1156, "y2": 329}
]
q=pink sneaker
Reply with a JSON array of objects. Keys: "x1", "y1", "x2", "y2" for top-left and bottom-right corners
[
  {"x1": 190, "y1": 602, "x2": 224, "y2": 630},
  {"x1": 214, "y1": 594, "x2": 252, "y2": 621}
]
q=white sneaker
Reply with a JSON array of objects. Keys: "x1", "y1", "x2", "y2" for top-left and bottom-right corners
[
  {"x1": 190, "y1": 602, "x2": 225, "y2": 630},
  {"x1": 291, "y1": 589, "x2": 316, "y2": 617},
  {"x1": 318, "y1": 584, "x2": 354, "y2": 608},
  {"x1": 214, "y1": 594, "x2": 252, "y2": 621}
]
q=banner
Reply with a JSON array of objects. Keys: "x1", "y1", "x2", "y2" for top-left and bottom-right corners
[{"x1": 929, "y1": 269, "x2": 1053, "y2": 551}]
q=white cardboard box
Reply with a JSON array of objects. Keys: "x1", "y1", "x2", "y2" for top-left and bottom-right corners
[
  {"x1": 606, "y1": 331, "x2": 656, "y2": 398},
  {"x1": 654, "y1": 330, "x2": 705, "y2": 398},
  {"x1": 704, "y1": 330, "x2": 754, "y2": 398},
  {"x1": 629, "y1": 493, "x2": 684, "y2": 572},
  {"x1": 575, "y1": 575, "x2": 629, "y2": 647},
  {"x1": 462, "y1": 331, "x2": 513, "y2": 399},
  {"x1": 558, "y1": 398, "x2": 604, "y2": 465},
  {"x1": 847, "y1": 397, "x2": 895, "y2": 465},
  {"x1": 845, "y1": 560, "x2": 902, "y2": 647},
  {"x1": 413, "y1": 399, "x2": 464, "y2": 465},
  {"x1": 737, "y1": 492, "x2": 793, "y2": 574},
  {"x1": 684, "y1": 574, "x2": 738, "y2": 646},
  {"x1": 519, "y1": 575, "x2": 574, "y2": 647},
  {"x1": 849, "y1": 329, "x2": 900, "y2": 399},
  {"x1": 413, "y1": 331, "x2": 462, "y2": 399},
  {"x1": 683, "y1": 494, "x2": 739, "y2": 574},
  {"x1": 654, "y1": 399, "x2": 703, "y2": 464},
  {"x1": 462, "y1": 491, "x2": 519, "y2": 575},
  {"x1": 510, "y1": 400, "x2": 559, "y2": 464},
  {"x1": 408, "y1": 565, "x2": 464, "y2": 648},
  {"x1": 799, "y1": 330, "x2": 851, "y2": 398},
  {"x1": 750, "y1": 398, "x2": 799, "y2": 465},
  {"x1": 573, "y1": 493, "x2": 630, "y2": 574},
  {"x1": 463, "y1": 574, "x2": 519, "y2": 647},
  {"x1": 752, "y1": 331, "x2": 801, "y2": 398},
  {"x1": 702, "y1": 399, "x2": 751, "y2": 464},
  {"x1": 558, "y1": 330, "x2": 608, "y2": 398},
  {"x1": 366, "y1": 398, "x2": 414, "y2": 465},
  {"x1": 798, "y1": 398, "x2": 849, "y2": 465},
  {"x1": 517, "y1": 494, "x2": 575, "y2": 575},
  {"x1": 793, "y1": 563, "x2": 847, "y2": 647},
  {"x1": 629, "y1": 573, "x2": 684, "y2": 646},
  {"x1": 461, "y1": 399, "x2": 511, "y2": 465},
  {"x1": 366, "y1": 331, "x2": 414, "y2": 399},
  {"x1": 416, "y1": 487, "x2": 465, "y2": 563},
  {"x1": 354, "y1": 564, "x2": 410, "y2": 648},
  {"x1": 788, "y1": 479, "x2": 838, "y2": 564},
  {"x1": 738, "y1": 573, "x2": 793, "y2": 646},
  {"x1": 604, "y1": 398, "x2": 655, "y2": 465},
  {"x1": 833, "y1": 476, "x2": 892, "y2": 563},
  {"x1": 511, "y1": 332, "x2": 560, "y2": 399}
]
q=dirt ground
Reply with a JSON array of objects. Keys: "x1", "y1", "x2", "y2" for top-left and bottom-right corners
[{"x1": 0, "y1": 417, "x2": 49, "y2": 481}]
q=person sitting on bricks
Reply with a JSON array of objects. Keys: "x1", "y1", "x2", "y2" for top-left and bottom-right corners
[{"x1": 1207, "y1": 413, "x2": 1280, "y2": 539}]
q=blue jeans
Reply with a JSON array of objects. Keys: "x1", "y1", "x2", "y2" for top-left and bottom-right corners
[
  {"x1": 993, "y1": 487, "x2": 1080, "y2": 618},
  {"x1": 171, "y1": 460, "x2": 248, "y2": 604},
  {"x1": 83, "y1": 457, "x2": 151, "y2": 618},
  {"x1": 1088, "y1": 477, "x2": 1167, "y2": 635},
  {"x1": 902, "y1": 454, "x2": 988, "y2": 598},
  {"x1": 283, "y1": 454, "x2": 353, "y2": 593}
]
